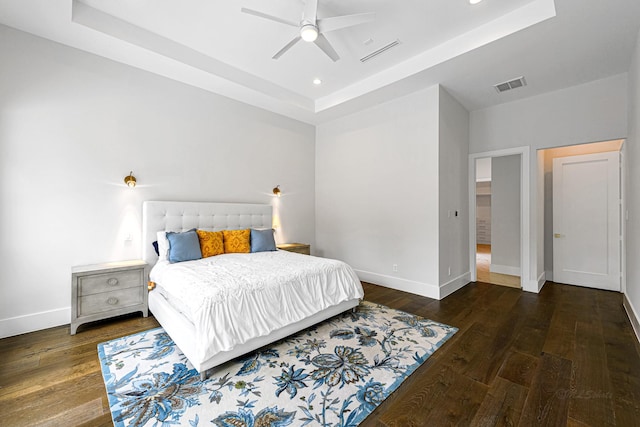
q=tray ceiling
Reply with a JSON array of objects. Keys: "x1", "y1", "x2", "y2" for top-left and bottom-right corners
[{"x1": 0, "y1": 0, "x2": 638, "y2": 124}]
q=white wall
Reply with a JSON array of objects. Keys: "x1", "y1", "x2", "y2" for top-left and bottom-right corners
[
  {"x1": 626, "y1": 29, "x2": 640, "y2": 336},
  {"x1": 470, "y1": 74, "x2": 628, "y2": 291},
  {"x1": 491, "y1": 155, "x2": 521, "y2": 275},
  {"x1": 438, "y1": 87, "x2": 470, "y2": 295},
  {"x1": 0, "y1": 26, "x2": 316, "y2": 337},
  {"x1": 476, "y1": 158, "x2": 491, "y2": 181},
  {"x1": 316, "y1": 85, "x2": 470, "y2": 300},
  {"x1": 316, "y1": 86, "x2": 441, "y2": 299}
]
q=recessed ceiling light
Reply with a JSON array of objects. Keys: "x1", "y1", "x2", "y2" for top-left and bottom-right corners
[
  {"x1": 313, "y1": 78, "x2": 322, "y2": 85},
  {"x1": 469, "y1": 0, "x2": 483, "y2": 4}
]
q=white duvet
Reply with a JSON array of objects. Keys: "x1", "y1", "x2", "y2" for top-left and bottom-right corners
[{"x1": 150, "y1": 250, "x2": 364, "y2": 363}]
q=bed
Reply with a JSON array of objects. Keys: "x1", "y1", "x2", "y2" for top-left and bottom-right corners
[{"x1": 142, "y1": 201, "x2": 364, "y2": 379}]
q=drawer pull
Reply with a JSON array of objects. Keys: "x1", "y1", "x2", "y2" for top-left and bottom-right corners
[
  {"x1": 107, "y1": 297, "x2": 119, "y2": 305},
  {"x1": 107, "y1": 278, "x2": 119, "y2": 286}
]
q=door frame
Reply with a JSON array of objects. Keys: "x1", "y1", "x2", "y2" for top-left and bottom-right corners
[
  {"x1": 469, "y1": 146, "x2": 531, "y2": 291},
  {"x1": 621, "y1": 142, "x2": 627, "y2": 294}
]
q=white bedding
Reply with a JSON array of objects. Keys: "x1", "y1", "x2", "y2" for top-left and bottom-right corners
[{"x1": 150, "y1": 250, "x2": 364, "y2": 363}]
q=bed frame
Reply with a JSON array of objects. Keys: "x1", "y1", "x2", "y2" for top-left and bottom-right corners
[{"x1": 142, "y1": 201, "x2": 360, "y2": 379}]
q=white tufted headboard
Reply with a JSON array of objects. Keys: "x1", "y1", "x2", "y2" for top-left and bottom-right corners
[{"x1": 142, "y1": 201, "x2": 272, "y2": 265}]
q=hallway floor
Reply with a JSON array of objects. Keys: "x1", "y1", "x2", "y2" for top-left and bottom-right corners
[{"x1": 476, "y1": 244, "x2": 521, "y2": 288}]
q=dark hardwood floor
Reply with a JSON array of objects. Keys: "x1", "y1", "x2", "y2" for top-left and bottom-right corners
[{"x1": 1, "y1": 281, "x2": 639, "y2": 426}]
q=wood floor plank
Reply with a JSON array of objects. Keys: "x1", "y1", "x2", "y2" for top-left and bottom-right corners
[
  {"x1": 78, "y1": 412, "x2": 116, "y2": 427},
  {"x1": 600, "y1": 307, "x2": 640, "y2": 423},
  {"x1": 497, "y1": 351, "x2": 539, "y2": 388},
  {"x1": 567, "y1": 417, "x2": 592, "y2": 427},
  {"x1": 462, "y1": 300, "x2": 529, "y2": 385},
  {"x1": 376, "y1": 363, "x2": 457, "y2": 426},
  {"x1": 1, "y1": 282, "x2": 639, "y2": 426},
  {"x1": 439, "y1": 322, "x2": 493, "y2": 373},
  {"x1": 0, "y1": 372, "x2": 107, "y2": 425},
  {"x1": 512, "y1": 325, "x2": 548, "y2": 357},
  {"x1": 568, "y1": 321, "x2": 616, "y2": 426},
  {"x1": 612, "y1": 399, "x2": 640, "y2": 427},
  {"x1": 0, "y1": 351, "x2": 40, "y2": 378},
  {"x1": 480, "y1": 288, "x2": 522, "y2": 329},
  {"x1": 470, "y1": 377, "x2": 528, "y2": 427},
  {"x1": 518, "y1": 353, "x2": 572, "y2": 426},
  {"x1": 541, "y1": 303, "x2": 578, "y2": 360},
  {"x1": 420, "y1": 372, "x2": 488, "y2": 425},
  {"x1": 36, "y1": 397, "x2": 105, "y2": 427},
  {"x1": 0, "y1": 349, "x2": 100, "y2": 398}
]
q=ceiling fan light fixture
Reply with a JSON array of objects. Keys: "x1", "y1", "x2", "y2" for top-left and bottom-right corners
[
  {"x1": 300, "y1": 24, "x2": 318, "y2": 42},
  {"x1": 241, "y1": 2, "x2": 374, "y2": 61}
]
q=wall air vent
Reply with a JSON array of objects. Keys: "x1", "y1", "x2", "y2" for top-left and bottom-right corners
[
  {"x1": 494, "y1": 76, "x2": 527, "y2": 93},
  {"x1": 360, "y1": 39, "x2": 401, "y2": 63}
]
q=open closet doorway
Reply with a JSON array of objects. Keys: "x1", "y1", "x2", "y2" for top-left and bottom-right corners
[{"x1": 474, "y1": 156, "x2": 521, "y2": 288}]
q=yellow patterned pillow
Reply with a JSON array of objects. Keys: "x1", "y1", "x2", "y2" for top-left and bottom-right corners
[
  {"x1": 196, "y1": 230, "x2": 224, "y2": 258},
  {"x1": 222, "y1": 229, "x2": 251, "y2": 254}
]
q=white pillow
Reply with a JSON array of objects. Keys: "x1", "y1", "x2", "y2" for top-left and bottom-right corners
[{"x1": 157, "y1": 231, "x2": 170, "y2": 261}]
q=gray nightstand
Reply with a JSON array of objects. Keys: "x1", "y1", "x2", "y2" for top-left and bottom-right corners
[
  {"x1": 277, "y1": 243, "x2": 311, "y2": 255},
  {"x1": 70, "y1": 260, "x2": 149, "y2": 335}
]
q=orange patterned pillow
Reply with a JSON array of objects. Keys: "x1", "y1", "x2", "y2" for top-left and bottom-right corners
[
  {"x1": 196, "y1": 230, "x2": 224, "y2": 258},
  {"x1": 222, "y1": 229, "x2": 251, "y2": 254}
]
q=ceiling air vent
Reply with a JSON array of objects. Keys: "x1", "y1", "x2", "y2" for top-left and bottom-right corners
[
  {"x1": 360, "y1": 39, "x2": 401, "y2": 63},
  {"x1": 494, "y1": 76, "x2": 527, "y2": 93}
]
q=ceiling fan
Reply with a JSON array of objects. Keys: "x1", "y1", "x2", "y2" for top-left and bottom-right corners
[{"x1": 241, "y1": 0, "x2": 375, "y2": 62}]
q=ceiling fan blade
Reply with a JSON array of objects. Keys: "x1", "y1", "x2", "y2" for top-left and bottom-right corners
[
  {"x1": 303, "y1": 0, "x2": 318, "y2": 24},
  {"x1": 241, "y1": 7, "x2": 298, "y2": 28},
  {"x1": 314, "y1": 34, "x2": 339, "y2": 62},
  {"x1": 318, "y1": 12, "x2": 376, "y2": 33},
  {"x1": 273, "y1": 36, "x2": 302, "y2": 59}
]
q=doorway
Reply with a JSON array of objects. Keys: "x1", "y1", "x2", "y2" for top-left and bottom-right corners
[
  {"x1": 469, "y1": 146, "x2": 531, "y2": 291},
  {"x1": 541, "y1": 139, "x2": 624, "y2": 291},
  {"x1": 474, "y1": 156, "x2": 521, "y2": 288}
]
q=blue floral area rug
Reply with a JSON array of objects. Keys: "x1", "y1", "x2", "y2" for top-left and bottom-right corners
[{"x1": 97, "y1": 301, "x2": 457, "y2": 427}]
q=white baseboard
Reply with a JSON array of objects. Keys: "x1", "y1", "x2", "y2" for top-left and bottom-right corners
[
  {"x1": 523, "y1": 271, "x2": 545, "y2": 294},
  {"x1": 439, "y1": 272, "x2": 471, "y2": 299},
  {"x1": 0, "y1": 307, "x2": 70, "y2": 339},
  {"x1": 354, "y1": 269, "x2": 440, "y2": 300},
  {"x1": 532, "y1": 271, "x2": 547, "y2": 294},
  {"x1": 623, "y1": 294, "x2": 640, "y2": 345},
  {"x1": 489, "y1": 263, "x2": 521, "y2": 276},
  {"x1": 537, "y1": 271, "x2": 547, "y2": 291}
]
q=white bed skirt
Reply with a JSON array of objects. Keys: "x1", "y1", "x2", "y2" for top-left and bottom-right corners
[{"x1": 148, "y1": 289, "x2": 360, "y2": 375}]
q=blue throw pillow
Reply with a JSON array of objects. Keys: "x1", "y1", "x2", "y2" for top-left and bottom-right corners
[
  {"x1": 166, "y1": 229, "x2": 202, "y2": 263},
  {"x1": 251, "y1": 228, "x2": 276, "y2": 253}
]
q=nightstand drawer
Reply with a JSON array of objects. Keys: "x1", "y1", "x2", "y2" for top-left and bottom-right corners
[
  {"x1": 78, "y1": 287, "x2": 144, "y2": 317},
  {"x1": 78, "y1": 270, "x2": 143, "y2": 296}
]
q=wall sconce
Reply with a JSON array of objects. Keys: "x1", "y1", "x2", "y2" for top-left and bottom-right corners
[
  {"x1": 124, "y1": 171, "x2": 137, "y2": 188},
  {"x1": 272, "y1": 185, "x2": 281, "y2": 197}
]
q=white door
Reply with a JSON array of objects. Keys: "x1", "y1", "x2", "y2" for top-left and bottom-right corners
[{"x1": 553, "y1": 152, "x2": 620, "y2": 291}]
